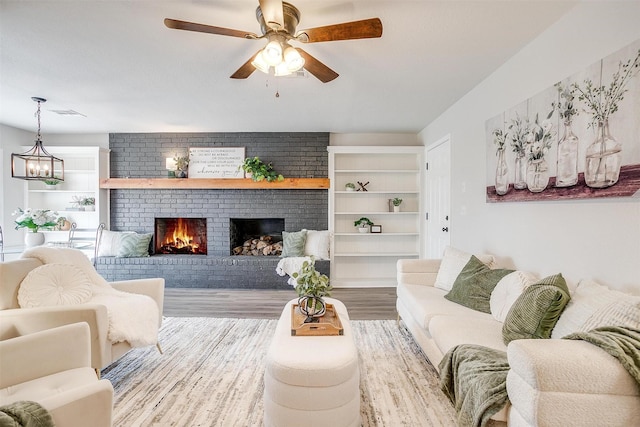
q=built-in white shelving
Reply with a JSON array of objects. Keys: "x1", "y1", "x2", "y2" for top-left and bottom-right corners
[
  {"x1": 328, "y1": 146, "x2": 423, "y2": 287},
  {"x1": 24, "y1": 146, "x2": 110, "y2": 245}
]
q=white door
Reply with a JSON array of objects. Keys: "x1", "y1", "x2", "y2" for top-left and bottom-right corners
[{"x1": 425, "y1": 136, "x2": 451, "y2": 258}]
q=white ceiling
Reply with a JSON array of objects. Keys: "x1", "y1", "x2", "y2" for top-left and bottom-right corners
[{"x1": 0, "y1": 1, "x2": 576, "y2": 135}]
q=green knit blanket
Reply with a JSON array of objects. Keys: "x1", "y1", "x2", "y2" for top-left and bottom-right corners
[
  {"x1": 565, "y1": 326, "x2": 640, "y2": 386},
  {"x1": 438, "y1": 344, "x2": 510, "y2": 427},
  {"x1": 0, "y1": 401, "x2": 53, "y2": 427}
]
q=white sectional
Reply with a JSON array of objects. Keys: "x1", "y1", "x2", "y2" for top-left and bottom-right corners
[{"x1": 396, "y1": 250, "x2": 640, "y2": 426}]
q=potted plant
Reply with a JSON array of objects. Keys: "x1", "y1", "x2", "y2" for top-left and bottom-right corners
[
  {"x1": 291, "y1": 257, "x2": 332, "y2": 323},
  {"x1": 354, "y1": 217, "x2": 373, "y2": 233},
  {"x1": 12, "y1": 207, "x2": 59, "y2": 247},
  {"x1": 173, "y1": 154, "x2": 189, "y2": 178},
  {"x1": 43, "y1": 178, "x2": 62, "y2": 190},
  {"x1": 345, "y1": 182, "x2": 356, "y2": 191},
  {"x1": 392, "y1": 198, "x2": 403, "y2": 212},
  {"x1": 239, "y1": 156, "x2": 284, "y2": 182},
  {"x1": 82, "y1": 197, "x2": 96, "y2": 211}
]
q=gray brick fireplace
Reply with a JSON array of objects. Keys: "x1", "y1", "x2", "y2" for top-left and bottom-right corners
[{"x1": 95, "y1": 132, "x2": 329, "y2": 289}]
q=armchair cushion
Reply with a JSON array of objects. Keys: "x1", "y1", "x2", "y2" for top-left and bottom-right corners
[{"x1": 18, "y1": 264, "x2": 93, "y2": 308}]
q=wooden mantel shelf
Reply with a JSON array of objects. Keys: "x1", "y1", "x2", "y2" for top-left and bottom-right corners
[{"x1": 100, "y1": 177, "x2": 330, "y2": 190}]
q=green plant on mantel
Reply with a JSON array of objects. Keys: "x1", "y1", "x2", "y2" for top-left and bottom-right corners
[{"x1": 240, "y1": 156, "x2": 284, "y2": 182}]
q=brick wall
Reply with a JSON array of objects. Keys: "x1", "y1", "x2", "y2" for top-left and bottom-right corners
[{"x1": 96, "y1": 132, "x2": 329, "y2": 289}]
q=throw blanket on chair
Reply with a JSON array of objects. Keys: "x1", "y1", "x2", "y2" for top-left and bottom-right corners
[
  {"x1": 438, "y1": 344, "x2": 510, "y2": 427},
  {"x1": 0, "y1": 401, "x2": 54, "y2": 427},
  {"x1": 21, "y1": 247, "x2": 159, "y2": 347},
  {"x1": 565, "y1": 326, "x2": 640, "y2": 386}
]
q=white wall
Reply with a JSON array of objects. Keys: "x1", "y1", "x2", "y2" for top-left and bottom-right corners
[
  {"x1": 0, "y1": 123, "x2": 108, "y2": 246},
  {"x1": 419, "y1": 2, "x2": 640, "y2": 293}
]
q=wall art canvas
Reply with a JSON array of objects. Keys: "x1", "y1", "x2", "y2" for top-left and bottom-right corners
[
  {"x1": 486, "y1": 39, "x2": 640, "y2": 202},
  {"x1": 188, "y1": 147, "x2": 245, "y2": 178}
]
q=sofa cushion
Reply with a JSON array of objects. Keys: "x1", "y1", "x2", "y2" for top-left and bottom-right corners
[
  {"x1": 116, "y1": 233, "x2": 152, "y2": 258},
  {"x1": 397, "y1": 283, "x2": 490, "y2": 330},
  {"x1": 502, "y1": 273, "x2": 570, "y2": 344},
  {"x1": 429, "y1": 315, "x2": 507, "y2": 356},
  {"x1": 444, "y1": 255, "x2": 514, "y2": 313},
  {"x1": 434, "y1": 246, "x2": 496, "y2": 292},
  {"x1": 97, "y1": 230, "x2": 135, "y2": 257},
  {"x1": 303, "y1": 230, "x2": 330, "y2": 260},
  {"x1": 17, "y1": 264, "x2": 93, "y2": 308},
  {"x1": 490, "y1": 271, "x2": 538, "y2": 322},
  {"x1": 552, "y1": 279, "x2": 640, "y2": 338},
  {"x1": 281, "y1": 230, "x2": 307, "y2": 257}
]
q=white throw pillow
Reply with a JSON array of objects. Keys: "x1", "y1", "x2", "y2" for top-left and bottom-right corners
[
  {"x1": 304, "y1": 230, "x2": 331, "y2": 260},
  {"x1": 551, "y1": 279, "x2": 640, "y2": 338},
  {"x1": 97, "y1": 230, "x2": 135, "y2": 257},
  {"x1": 489, "y1": 270, "x2": 538, "y2": 322},
  {"x1": 18, "y1": 264, "x2": 93, "y2": 308},
  {"x1": 433, "y1": 246, "x2": 496, "y2": 291}
]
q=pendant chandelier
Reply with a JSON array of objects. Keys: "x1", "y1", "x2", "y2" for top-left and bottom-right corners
[{"x1": 11, "y1": 97, "x2": 64, "y2": 181}]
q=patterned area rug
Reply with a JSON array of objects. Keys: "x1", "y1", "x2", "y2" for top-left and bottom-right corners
[{"x1": 102, "y1": 317, "x2": 457, "y2": 426}]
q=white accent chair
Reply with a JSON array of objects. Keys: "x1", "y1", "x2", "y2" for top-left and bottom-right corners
[
  {"x1": 0, "y1": 323, "x2": 114, "y2": 427},
  {"x1": 0, "y1": 256, "x2": 164, "y2": 372}
]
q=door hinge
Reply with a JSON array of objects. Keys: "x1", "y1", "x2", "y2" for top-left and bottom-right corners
[
  {"x1": 425, "y1": 212, "x2": 429, "y2": 220},
  {"x1": 425, "y1": 162, "x2": 429, "y2": 171}
]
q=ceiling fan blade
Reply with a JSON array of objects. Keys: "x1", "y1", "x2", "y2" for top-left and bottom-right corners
[
  {"x1": 230, "y1": 51, "x2": 260, "y2": 79},
  {"x1": 164, "y1": 18, "x2": 258, "y2": 39},
  {"x1": 258, "y1": 0, "x2": 284, "y2": 30},
  {"x1": 296, "y1": 48, "x2": 338, "y2": 83},
  {"x1": 296, "y1": 18, "x2": 382, "y2": 43}
]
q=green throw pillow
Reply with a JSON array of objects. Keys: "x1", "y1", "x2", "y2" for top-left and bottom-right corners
[
  {"x1": 444, "y1": 255, "x2": 514, "y2": 313},
  {"x1": 117, "y1": 233, "x2": 152, "y2": 258},
  {"x1": 502, "y1": 273, "x2": 571, "y2": 344},
  {"x1": 281, "y1": 230, "x2": 307, "y2": 257}
]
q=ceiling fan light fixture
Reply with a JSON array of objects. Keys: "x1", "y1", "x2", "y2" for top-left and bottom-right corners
[
  {"x1": 274, "y1": 61, "x2": 292, "y2": 77},
  {"x1": 251, "y1": 51, "x2": 270, "y2": 74},
  {"x1": 263, "y1": 39, "x2": 283, "y2": 66},
  {"x1": 283, "y1": 45, "x2": 304, "y2": 72}
]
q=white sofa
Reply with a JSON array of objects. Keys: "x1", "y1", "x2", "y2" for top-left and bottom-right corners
[
  {"x1": 0, "y1": 322, "x2": 113, "y2": 427},
  {"x1": 396, "y1": 254, "x2": 640, "y2": 427}
]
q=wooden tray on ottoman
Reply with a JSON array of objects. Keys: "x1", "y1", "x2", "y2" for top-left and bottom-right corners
[{"x1": 291, "y1": 303, "x2": 344, "y2": 336}]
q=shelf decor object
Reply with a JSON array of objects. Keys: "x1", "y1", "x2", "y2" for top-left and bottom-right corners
[{"x1": 11, "y1": 97, "x2": 65, "y2": 182}]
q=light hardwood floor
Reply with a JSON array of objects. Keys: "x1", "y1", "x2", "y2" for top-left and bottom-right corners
[{"x1": 163, "y1": 287, "x2": 398, "y2": 320}]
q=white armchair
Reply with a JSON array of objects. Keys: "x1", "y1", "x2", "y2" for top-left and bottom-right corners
[
  {"x1": 0, "y1": 323, "x2": 114, "y2": 427},
  {"x1": 0, "y1": 250, "x2": 164, "y2": 371}
]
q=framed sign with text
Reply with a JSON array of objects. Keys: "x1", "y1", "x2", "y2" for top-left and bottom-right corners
[{"x1": 188, "y1": 147, "x2": 245, "y2": 178}]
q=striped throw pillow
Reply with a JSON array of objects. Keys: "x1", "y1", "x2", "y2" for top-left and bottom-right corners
[{"x1": 502, "y1": 273, "x2": 571, "y2": 344}]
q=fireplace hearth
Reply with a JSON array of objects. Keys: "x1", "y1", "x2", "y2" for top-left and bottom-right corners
[{"x1": 155, "y1": 218, "x2": 207, "y2": 255}]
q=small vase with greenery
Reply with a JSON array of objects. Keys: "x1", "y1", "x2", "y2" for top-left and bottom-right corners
[
  {"x1": 392, "y1": 198, "x2": 403, "y2": 212},
  {"x1": 354, "y1": 217, "x2": 373, "y2": 233},
  {"x1": 43, "y1": 178, "x2": 62, "y2": 189},
  {"x1": 240, "y1": 156, "x2": 284, "y2": 182},
  {"x1": 291, "y1": 257, "x2": 332, "y2": 322},
  {"x1": 173, "y1": 153, "x2": 189, "y2": 178},
  {"x1": 345, "y1": 182, "x2": 356, "y2": 191}
]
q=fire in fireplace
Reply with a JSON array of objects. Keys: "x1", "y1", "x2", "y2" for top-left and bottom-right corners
[
  {"x1": 155, "y1": 218, "x2": 207, "y2": 255},
  {"x1": 230, "y1": 218, "x2": 284, "y2": 256}
]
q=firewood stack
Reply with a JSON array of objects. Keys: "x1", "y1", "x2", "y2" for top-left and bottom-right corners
[{"x1": 232, "y1": 235, "x2": 283, "y2": 256}]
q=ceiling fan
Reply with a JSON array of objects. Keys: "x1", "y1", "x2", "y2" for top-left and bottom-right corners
[{"x1": 164, "y1": 0, "x2": 383, "y2": 83}]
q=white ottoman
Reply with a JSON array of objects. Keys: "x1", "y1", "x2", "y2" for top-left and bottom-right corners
[{"x1": 264, "y1": 298, "x2": 360, "y2": 427}]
